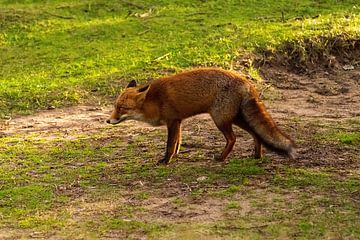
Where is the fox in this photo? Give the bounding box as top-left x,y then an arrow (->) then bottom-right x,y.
107,68 -> 296,164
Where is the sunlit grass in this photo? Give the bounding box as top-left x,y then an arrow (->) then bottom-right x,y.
1,0 -> 360,117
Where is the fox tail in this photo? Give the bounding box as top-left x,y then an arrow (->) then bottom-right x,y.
239,93 -> 296,159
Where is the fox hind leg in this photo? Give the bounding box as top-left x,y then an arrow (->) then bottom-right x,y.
252,135 -> 263,158
215,123 -> 236,161
234,118 -> 263,158
210,113 -> 236,162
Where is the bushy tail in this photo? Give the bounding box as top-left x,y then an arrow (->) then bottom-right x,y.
240,94 -> 296,159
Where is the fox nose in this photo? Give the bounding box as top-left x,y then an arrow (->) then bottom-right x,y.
106,119 -> 110,124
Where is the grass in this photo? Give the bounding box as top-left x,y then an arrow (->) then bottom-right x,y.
338,133 -> 360,144
314,119 -> 360,152
1,0 -> 360,117
273,167 -> 360,192
1,0 -> 360,238
0,125 -> 359,238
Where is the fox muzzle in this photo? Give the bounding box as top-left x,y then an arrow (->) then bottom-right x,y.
106,115 -> 128,125
106,118 -> 120,124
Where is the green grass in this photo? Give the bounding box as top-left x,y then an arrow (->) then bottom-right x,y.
1,0 -> 360,117
338,133 -> 360,144
273,167 -> 360,192
1,0 -> 360,238
316,131 -> 360,146
0,128 -> 358,238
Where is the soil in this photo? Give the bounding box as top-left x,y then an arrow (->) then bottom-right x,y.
260,66 -> 360,170
2,67 -> 358,133
1,67 -> 358,166
0,66 -> 359,237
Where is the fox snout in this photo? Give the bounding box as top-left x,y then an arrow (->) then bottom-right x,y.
106,112 -> 128,125
106,110 -> 122,125
106,118 -> 121,124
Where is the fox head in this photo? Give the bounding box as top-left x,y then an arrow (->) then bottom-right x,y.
106,80 -> 150,125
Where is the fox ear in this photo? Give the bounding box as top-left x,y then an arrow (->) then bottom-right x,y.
136,84 -> 151,104
138,84 -> 150,93
126,80 -> 137,88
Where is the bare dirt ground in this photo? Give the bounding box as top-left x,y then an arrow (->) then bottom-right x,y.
2,67 -> 359,166
2,68 -> 359,131
262,67 -> 360,169
0,67 -> 359,239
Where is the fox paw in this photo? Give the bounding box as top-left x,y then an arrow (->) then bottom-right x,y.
214,154 -> 225,162
254,154 -> 263,159
156,158 -> 170,165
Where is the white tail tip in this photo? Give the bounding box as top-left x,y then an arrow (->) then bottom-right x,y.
288,146 -> 297,160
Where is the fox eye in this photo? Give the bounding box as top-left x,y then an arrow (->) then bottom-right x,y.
117,106 -> 131,111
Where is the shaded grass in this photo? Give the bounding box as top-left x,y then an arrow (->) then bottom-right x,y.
157,189 -> 360,239
273,167 -> 360,192
1,0 -> 360,117
210,206 -> 360,239
0,133 -> 114,227
0,126 -> 359,238
257,21 -> 360,70
97,218 -> 169,238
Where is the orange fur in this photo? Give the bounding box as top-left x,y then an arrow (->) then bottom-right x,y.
107,68 -> 296,164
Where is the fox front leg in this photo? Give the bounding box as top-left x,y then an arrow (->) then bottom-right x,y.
157,120 -> 181,165
174,124 -> 182,154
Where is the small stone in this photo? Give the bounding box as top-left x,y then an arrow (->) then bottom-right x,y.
342,64 -> 354,71
197,176 -> 207,182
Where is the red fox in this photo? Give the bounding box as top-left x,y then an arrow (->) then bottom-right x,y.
107,68 -> 295,164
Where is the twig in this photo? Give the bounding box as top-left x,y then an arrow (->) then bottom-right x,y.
138,29 -> 150,35
184,183 -> 192,192
215,222 -> 281,230
44,11 -> 74,19
185,12 -> 207,16
259,84 -> 272,99
153,53 -> 171,62
281,11 -> 285,22
254,16 -> 279,21
197,123 -> 201,135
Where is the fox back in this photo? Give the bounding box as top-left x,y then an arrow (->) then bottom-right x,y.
109,68 -> 251,124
